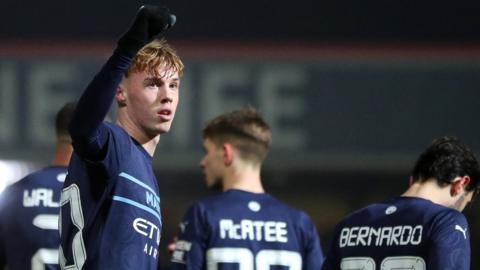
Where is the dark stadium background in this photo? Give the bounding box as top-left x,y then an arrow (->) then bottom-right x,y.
1,0 -> 480,268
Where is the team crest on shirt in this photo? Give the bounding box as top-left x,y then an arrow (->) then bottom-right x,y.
385,206 -> 397,215
57,173 -> 67,182
248,201 -> 261,212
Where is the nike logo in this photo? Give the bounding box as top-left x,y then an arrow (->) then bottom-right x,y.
179,221 -> 189,233
455,225 -> 468,239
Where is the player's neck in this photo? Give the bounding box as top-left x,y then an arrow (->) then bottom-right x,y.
223,165 -> 265,194
141,137 -> 161,157
402,181 -> 451,206
52,141 -> 73,166
116,118 -> 160,157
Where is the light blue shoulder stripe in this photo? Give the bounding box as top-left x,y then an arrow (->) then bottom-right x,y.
119,172 -> 160,200
112,195 -> 161,223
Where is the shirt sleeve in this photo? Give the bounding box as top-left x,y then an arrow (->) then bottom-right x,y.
428,210 -> 470,270
300,212 -> 325,270
69,49 -> 133,161
0,196 -> 7,269
170,203 -> 209,270
0,229 -> 5,269
321,223 -> 342,270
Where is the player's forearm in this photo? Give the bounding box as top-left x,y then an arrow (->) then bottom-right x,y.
69,50 -> 132,142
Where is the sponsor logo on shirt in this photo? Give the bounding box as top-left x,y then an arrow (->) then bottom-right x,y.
145,191 -> 160,213
133,217 -> 160,259
455,225 -> 468,239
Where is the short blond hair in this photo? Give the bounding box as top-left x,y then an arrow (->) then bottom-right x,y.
125,39 -> 184,77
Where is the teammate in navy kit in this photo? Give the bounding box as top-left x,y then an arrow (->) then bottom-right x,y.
0,102 -> 76,270
170,108 -> 324,270
59,6 -> 183,270
322,137 -> 480,270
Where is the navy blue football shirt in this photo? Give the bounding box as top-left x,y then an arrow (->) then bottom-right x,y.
0,166 -> 67,270
170,189 -> 324,270
59,50 -> 162,269
60,123 -> 161,269
322,196 -> 470,270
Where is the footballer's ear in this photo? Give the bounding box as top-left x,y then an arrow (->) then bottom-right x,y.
116,83 -> 127,106
450,176 -> 471,196
222,143 -> 234,167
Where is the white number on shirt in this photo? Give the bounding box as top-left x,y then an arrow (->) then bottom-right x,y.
59,184 -> 87,270
206,248 -> 301,270
31,212 -> 60,269
340,256 -> 425,270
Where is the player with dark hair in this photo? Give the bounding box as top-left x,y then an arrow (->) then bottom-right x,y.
0,102 -> 76,269
170,108 -> 324,270
59,6 -> 182,270
322,136 -> 480,270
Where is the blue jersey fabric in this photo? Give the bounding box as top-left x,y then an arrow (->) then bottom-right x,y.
59,49 -> 162,270
0,166 -> 67,270
60,122 -> 161,270
170,189 -> 324,270
322,196 -> 470,270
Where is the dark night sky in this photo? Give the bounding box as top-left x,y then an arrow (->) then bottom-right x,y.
0,0 -> 479,42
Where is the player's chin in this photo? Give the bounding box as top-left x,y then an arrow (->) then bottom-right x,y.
154,122 -> 173,134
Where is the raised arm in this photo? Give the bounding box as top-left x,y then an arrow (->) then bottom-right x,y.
69,5 -> 176,159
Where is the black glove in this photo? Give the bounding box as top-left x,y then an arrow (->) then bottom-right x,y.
117,5 -> 176,55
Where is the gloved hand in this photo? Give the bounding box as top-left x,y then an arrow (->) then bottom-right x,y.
117,5 -> 176,55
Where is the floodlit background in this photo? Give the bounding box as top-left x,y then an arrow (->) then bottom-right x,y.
1,0 -> 480,268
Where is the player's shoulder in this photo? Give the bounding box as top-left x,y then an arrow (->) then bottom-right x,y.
389,196 -> 467,225
189,191 -> 231,210
430,205 -> 467,228
189,190 -> 295,211
103,121 -> 129,137
339,196 -> 465,227
4,166 -> 65,190
265,194 -> 313,220
193,189 -> 296,210
103,121 -> 145,152
189,190 -> 315,225
180,195 -> 216,220
338,203 -> 374,227
336,198 -> 399,226
30,165 -> 67,177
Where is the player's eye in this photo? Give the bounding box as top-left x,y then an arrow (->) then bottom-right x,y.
169,82 -> 179,89
144,81 -> 157,88
144,78 -> 164,88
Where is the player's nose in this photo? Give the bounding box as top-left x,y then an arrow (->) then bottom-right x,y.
157,86 -> 173,103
